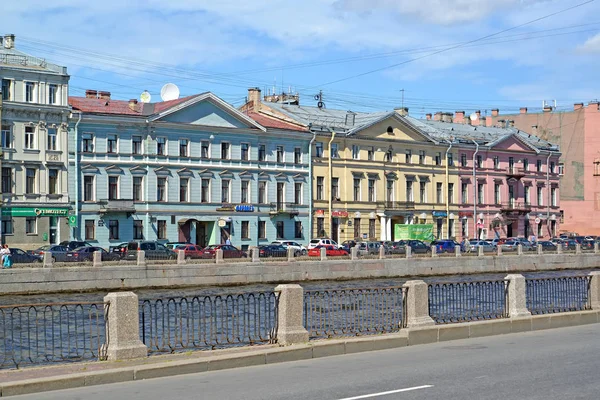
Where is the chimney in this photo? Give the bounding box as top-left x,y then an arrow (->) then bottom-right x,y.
442,112 -> 453,123
345,111 -> 356,126
454,111 -> 465,124
426,113 -> 432,121
3,34 -> 15,49
98,91 -> 111,101
85,90 -> 98,99
434,112 -> 443,121
485,116 -> 492,127
574,103 -> 584,110
247,87 -> 262,111
394,107 -> 408,116
543,105 -> 553,113
491,109 -> 499,117
520,107 -> 527,114
531,125 -> 538,135
129,99 -> 138,111
471,110 -> 481,126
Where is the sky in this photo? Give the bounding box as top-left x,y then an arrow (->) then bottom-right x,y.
3,0 -> 600,117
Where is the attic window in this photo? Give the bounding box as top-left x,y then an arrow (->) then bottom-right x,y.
386,126 -> 394,134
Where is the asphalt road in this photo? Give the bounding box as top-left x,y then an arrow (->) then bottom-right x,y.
14,324 -> 600,400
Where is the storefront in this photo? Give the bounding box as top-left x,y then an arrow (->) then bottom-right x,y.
0,207 -> 70,248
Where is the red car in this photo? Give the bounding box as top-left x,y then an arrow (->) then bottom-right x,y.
175,244 -> 205,260
307,245 -> 349,257
200,244 -> 246,259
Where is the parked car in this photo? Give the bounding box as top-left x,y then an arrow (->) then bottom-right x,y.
166,242 -> 190,250
500,240 -> 519,252
9,248 -> 42,263
200,244 -> 246,259
513,238 -> 535,251
538,241 -> 557,251
405,240 -> 431,254
66,246 -> 120,262
307,245 -> 349,257
581,239 -> 595,250
563,239 -> 579,250
355,241 -> 382,256
125,241 -> 176,260
431,239 -> 457,254
258,244 -> 288,258
470,240 -> 496,253
59,241 -> 93,251
341,240 -> 358,249
174,244 -> 205,259
307,238 -> 339,250
109,242 -> 129,258
28,245 -> 70,262
386,241 -> 407,254
550,237 -> 565,246
271,240 -> 307,256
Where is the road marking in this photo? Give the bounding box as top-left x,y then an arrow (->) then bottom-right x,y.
336,385 -> 434,400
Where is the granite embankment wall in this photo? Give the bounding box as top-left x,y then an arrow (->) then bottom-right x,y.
1,252 -> 599,295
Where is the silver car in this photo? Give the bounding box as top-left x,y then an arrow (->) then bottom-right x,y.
470,240 -> 496,253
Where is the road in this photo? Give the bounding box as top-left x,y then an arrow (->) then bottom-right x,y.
15,324 -> 600,400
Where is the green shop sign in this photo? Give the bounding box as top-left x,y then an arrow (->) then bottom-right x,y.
0,207 -> 69,217
394,224 -> 435,241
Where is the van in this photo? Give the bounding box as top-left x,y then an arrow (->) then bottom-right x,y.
308,238 -> 339,249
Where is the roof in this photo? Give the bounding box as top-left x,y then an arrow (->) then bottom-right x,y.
0,46 -> 66,75
245,112 -> 308,132
69,94 -> 199,116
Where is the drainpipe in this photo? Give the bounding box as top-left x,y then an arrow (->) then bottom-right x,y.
308,130 -> 317,240
328,129 -> 337,238
445,140 -> 453,239
546,151 -> 552,235
145,121 -> 151,240
471,140 -> 479,239
73,111 -> 82,240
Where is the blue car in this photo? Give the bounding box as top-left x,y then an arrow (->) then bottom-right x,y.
431,240 -> 457,253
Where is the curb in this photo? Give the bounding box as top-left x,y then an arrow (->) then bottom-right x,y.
1,310 -> 599,397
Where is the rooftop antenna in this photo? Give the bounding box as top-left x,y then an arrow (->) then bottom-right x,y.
314,90 -> 325,109
400,88 -> 405,110
160,83 -> 180,101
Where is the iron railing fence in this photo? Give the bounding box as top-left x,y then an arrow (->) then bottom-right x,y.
303,287 -> 407,339
428,280 -> 509,324
0,302 -> 107,369
140,292 -> 279,354
525,276 -> 591,315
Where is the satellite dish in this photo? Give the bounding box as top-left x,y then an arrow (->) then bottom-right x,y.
160,83 -> 180,101
469,112 -> 478,121
140,90 -> 151,103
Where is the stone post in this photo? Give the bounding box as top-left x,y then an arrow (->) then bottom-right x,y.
537,244 -> 543,255
320,247 -> 327,261
455,245 -> 461,257
589,271 -> 600,310
274,284 -> 309,345
517,244 -> 523,256
505,274 -> 531,318
405,245 -> 412,258
250,246 -> 260,262
478,245 -> 484,257
93,251 -> 102,267
287,247 -> 295,262
103,292 -> 147,361
497,245 -> 502,256
215,249 -> 224,264
351,246 -> 358,260
402,280 -> 435,328
136,250 -> 146,267
177,250 -> 185,265
379,245 -> 386,259
557,243 -> 563,254
595,242 -> 599,254
431,245 -> 438,258
576,244 -> 582,254
43,252 -> 53,268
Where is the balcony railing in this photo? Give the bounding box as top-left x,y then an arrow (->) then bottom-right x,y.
270,202 -> 299,216
382,201 -> 415,210
99,199 -> 136,216
506,167 -> 526,178
500,201 -> 532,213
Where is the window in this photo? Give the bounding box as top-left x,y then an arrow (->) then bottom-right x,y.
316,177 -> 324,200
476,155 -> 483,168
461,154 -> 467,167
109,220 -> 119,240
537,186 -> 543,206
25,126 -> 35,149
107,134 -> 117,153
258,221 -> 267,239
315,142 -> 324,158
25,82 -> 35,102
551,187 -> 557,206
1,168 -> 11,194
108,176 -> 119,200
48,84 -> 58,105
558,163 -> 564,176
1,125 -> 11,148
85,220 -> 95,240
132,135 -> 142,155
436,182 -> 443,204
133,177 -> 143,201
1,79 -> 11,100
353,178 -> 361,201
241,180 -> 250,203
550,161 -> 555,174
295,221 -> 303,239
157,137 -> 166,155
201,140 -> 210,158
294,182 -> 302,204
352,145 -> 360,160
48,169 -> 58,195
258,181 -> 267,203
25,217 -> 37,234
1,218 -> 13,235
494,183 -> 501,204
420,181 -> 426,203
461,182 -> 468,204
523,159 -> 529,171
433,152 -> 440,166
46,128 -> 57,151
294,147 -> 302,164
387,179 -> 394,202
84,176 -> 94,201
406,180 -> 413,202
477,183 -> 484,204
405,149 -> 412,164
367,146 -> 374,161
419,150 -> 426,164
201,179 -> 210,203
332,178 -> 339,200
276,221 -> 284,239
179,178 -> 189,202
493,156 -> 499,169
221,179 -> 230,203
157,177 -> 167,202
369,219 -> 376,239
523,185 -> 531,205
133,220 -> 144,240
221,142 -> 230,159
368,179 -> 375,202
317,218 -> 325,237
276,145 -> 284,163
241,221 -> 249,239
258,144 -> 266,161
157,220 -> 167,239
25,168 -> 36,194
353,218 -> 361,239
331,143 -> 339,158
537,159 -> 542,172
447,183 -> 454,204
179,139 -> 189,157
241,143 -> 249,161
447,152 -> 453,166
508,157 -> 514,170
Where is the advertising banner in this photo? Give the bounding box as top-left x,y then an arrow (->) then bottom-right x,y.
394,224 -> 434,240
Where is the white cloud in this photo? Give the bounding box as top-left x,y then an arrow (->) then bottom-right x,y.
577,33 -> 600,53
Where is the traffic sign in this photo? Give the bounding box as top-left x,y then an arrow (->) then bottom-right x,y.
68,215 -> 78,227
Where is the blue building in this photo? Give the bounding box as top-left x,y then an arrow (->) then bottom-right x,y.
68,90 -> 311,250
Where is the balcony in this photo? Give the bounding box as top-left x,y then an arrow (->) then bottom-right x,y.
270,202 -> 299,217
505,167 -> 526,179
500,201 -> 531,214
383,201 -> 415,210
99,199 -> 136,217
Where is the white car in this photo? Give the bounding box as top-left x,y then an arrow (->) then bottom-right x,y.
271,240 -> 307,256
307,238 -> 339,250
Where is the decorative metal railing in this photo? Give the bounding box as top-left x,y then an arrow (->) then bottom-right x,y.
526,276 -> 591,315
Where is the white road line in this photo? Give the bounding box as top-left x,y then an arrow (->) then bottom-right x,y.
336,385 -> 434,400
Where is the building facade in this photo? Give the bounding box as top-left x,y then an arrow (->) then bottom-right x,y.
69,91 -> 311,250
0,34 -> 71,249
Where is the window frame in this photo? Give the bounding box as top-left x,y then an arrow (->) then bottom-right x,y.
85,220 -> 95,240
25,168 -> 36,194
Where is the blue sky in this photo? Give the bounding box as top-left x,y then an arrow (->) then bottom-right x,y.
5,0 -> 600,116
